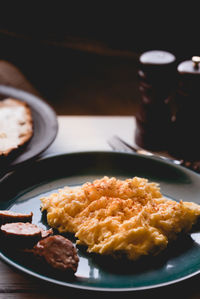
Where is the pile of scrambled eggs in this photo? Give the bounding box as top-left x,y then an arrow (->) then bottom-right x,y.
40,176 -> 200,260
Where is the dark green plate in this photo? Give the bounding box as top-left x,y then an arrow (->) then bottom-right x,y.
1,151 -> 200,292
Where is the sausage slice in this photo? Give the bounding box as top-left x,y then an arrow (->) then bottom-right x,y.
0,210 -> 33,225
1,222 -> 42,248
33,235 -> 79,273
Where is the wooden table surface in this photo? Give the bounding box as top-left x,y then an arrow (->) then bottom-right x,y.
1,116 -> 200,299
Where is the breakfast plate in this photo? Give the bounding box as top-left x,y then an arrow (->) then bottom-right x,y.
0,84 -> 58,170
1,151 -> 200,292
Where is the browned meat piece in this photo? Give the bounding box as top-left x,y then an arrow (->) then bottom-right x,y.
41,228 -> 53,239
0,210 -> 33,225
16,228 -> 53,254
33,235 -> 79,274
1,222 -> 42,248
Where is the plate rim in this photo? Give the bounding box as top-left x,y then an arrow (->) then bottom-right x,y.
0,150 -> 200,292
1,250 -> 200,292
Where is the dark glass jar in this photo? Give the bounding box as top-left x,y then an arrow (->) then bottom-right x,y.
135,50 -> 177,150
169,56 -> 200,160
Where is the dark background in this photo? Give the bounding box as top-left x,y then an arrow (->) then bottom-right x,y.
0,7 -> 198,115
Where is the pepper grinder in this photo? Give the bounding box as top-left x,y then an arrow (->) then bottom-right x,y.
135,50 -> 177,150
169,56 -> 200,160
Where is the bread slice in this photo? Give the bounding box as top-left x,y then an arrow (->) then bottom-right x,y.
0,98 -> 33,157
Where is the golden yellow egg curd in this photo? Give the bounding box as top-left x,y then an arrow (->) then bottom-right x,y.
40,176 -> 200,260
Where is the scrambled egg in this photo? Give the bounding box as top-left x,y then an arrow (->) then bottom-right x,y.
40,176 -> 200,260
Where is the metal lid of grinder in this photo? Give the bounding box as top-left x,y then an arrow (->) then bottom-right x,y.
177,55 -> 200,96
169,56 -> 200,160
140,50 -> 175,67
139,50 -> 176,80
138,50 -> 177,100
178,56 -> 200,73
135,50 -> 177,150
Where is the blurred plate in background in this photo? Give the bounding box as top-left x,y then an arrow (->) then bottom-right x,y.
0,85 -> 58,170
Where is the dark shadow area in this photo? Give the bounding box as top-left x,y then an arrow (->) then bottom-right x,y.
77,234 -> 195,275
0,30 -> 141,116
1,9 -> 198,116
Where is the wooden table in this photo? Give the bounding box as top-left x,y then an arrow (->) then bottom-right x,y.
1,116 -> 200,299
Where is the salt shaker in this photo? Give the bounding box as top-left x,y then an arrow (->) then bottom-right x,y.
135,50 -> 177,150
169,56 -> 200,160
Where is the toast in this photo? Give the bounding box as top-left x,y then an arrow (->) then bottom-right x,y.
0,98 -> 33,157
